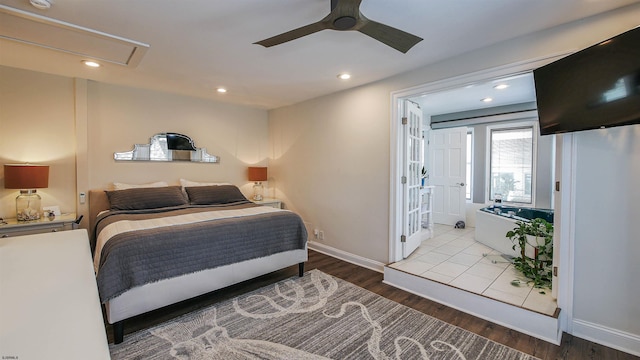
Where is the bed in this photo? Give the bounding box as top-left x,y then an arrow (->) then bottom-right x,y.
89,184 -> 308,344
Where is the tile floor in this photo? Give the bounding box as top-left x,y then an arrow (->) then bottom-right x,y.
389,224 -> 558,316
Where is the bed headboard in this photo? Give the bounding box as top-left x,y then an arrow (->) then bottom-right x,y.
88,190 -> 110,248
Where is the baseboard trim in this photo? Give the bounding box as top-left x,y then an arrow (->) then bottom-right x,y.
308,241 -> 385,273
572,319 -> 640,357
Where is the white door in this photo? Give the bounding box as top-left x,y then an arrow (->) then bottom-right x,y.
429,127 -> 467,226
402,101 -> 423,258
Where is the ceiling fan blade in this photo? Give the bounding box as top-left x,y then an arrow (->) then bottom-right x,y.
254,21 -> 329,48
357,19 -> 422,53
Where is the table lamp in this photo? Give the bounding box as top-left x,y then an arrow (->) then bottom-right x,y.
4,164 -> 49,221
248,166 -> 267,201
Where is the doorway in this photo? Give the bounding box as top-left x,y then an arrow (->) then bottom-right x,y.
389,68 -> 543,263
386,57 -> 570,343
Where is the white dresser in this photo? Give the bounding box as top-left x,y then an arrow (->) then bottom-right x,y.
0,230 -> 110,359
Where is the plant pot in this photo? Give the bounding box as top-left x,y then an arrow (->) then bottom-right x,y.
524,234 -> 543,258
527,234 -> 546,246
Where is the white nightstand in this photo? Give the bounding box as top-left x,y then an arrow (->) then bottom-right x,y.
252,198 -> 282,209
0,213 -> 78,238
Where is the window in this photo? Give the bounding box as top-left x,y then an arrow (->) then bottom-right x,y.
489,126 -> 534,204
466,130 -> 473,200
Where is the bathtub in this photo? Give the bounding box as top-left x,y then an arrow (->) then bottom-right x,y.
475,205 -> 554,257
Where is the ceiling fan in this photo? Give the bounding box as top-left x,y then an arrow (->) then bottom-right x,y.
254,0 -> 423,54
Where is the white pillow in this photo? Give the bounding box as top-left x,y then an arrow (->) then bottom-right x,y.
179,179 -> 231,188
112,181 -> 169,190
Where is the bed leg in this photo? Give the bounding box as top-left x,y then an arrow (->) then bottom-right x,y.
113,321 -> 124,344
298,262 -> 304,277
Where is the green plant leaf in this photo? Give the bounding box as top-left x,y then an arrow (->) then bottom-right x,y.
507,217 -> 554,289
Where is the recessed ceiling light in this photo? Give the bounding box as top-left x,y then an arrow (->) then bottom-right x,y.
82,60 -> 100,68
337,73 -> 351,80
216,87 -> 227,93
494,84 -> 509,90
29,0 -> 51,10
481,97 -> 493,103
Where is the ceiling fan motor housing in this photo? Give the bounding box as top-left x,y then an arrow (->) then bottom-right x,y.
333,16 -> 357,30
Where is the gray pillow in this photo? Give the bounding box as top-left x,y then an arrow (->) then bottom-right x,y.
185,185 -> 248,205
106,186 -> 187,210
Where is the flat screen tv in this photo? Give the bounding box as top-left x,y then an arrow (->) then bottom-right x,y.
534,26 -> 640,135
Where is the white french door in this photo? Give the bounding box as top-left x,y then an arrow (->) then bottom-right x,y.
402,101 -> 423,258
429,127 -> 467,226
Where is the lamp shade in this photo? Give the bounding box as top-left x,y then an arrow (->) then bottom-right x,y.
4,164 -> 49,189
248,167 -> 267,182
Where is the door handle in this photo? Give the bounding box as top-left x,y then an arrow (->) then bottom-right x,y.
456,182 -> 465,186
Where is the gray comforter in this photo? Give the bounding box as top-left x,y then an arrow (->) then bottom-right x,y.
94,203 -> 307,302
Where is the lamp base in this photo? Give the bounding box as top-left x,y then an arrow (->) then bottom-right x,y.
16,189 -> 42,221
252,182 -> 264,201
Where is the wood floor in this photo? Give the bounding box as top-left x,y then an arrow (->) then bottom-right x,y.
107,250 -> 639,359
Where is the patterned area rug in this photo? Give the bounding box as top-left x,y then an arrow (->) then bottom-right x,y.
110,270 -> 539,359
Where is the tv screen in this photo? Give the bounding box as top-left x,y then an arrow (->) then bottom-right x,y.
534,26 -> 640,135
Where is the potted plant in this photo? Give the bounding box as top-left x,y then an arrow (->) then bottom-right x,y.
506,218 -> 553,291
421,167 -> 428,187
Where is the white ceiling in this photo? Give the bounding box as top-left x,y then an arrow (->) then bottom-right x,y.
1,0 -> 638,110
414,72 -> 536,117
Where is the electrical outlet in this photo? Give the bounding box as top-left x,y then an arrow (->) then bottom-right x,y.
319,231 -> 324,241
313,229 -> 319,239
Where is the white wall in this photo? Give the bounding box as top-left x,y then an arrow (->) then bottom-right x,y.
0,66 -> 76,218
269,3 -> 640,354
84,81 -> 269,191
269,85 -> 391,263
572,126 -> 640,343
